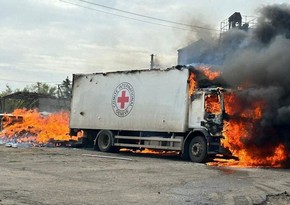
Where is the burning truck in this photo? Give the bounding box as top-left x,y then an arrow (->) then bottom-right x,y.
1,4 -> 288,167
69,66 -> 229,163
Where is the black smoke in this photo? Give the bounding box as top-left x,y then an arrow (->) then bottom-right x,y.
255,4 -> 290,44
219,4 -> 290,165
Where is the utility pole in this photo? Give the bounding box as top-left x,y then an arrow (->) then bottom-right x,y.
150,54 -> 154,70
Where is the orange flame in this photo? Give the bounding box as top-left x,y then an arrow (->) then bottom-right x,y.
199,66 -> 220,80
220,93 -> 287,167
188,66 -> 221,96
205,94 -> 221,114
120,148 -> 178,156
0,109 -> 82,144
188,72 -> 197,96
188,66 -> 288,168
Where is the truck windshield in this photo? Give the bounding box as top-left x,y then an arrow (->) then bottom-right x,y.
204,94 -> 221,114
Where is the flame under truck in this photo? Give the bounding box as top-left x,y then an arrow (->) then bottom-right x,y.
69,67 -> 226,162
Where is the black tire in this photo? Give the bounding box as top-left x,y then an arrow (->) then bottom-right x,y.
188,136 -> 207,163
96,130 -> 114,152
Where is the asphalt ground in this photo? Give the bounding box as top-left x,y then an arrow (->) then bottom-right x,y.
0,145 -> 289,205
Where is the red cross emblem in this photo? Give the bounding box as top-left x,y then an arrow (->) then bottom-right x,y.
112,82 -> 135,117
117,90 -> 129,109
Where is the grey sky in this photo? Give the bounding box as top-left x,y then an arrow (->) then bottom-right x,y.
0,0 -> 287,91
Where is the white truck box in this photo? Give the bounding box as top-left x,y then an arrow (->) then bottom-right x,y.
70,68 -> 189,133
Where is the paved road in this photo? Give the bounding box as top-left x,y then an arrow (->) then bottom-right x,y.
0,146 -> 289,204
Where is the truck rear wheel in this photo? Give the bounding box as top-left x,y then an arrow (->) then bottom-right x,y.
189,136 -> 207,163
97,130 -> 114,152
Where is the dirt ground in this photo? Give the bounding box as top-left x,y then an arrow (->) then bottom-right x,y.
0,145 -> 290,205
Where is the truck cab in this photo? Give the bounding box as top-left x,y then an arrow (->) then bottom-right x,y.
185,88 -> 225,162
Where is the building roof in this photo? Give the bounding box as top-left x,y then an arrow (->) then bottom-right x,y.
1,92 -> 56,100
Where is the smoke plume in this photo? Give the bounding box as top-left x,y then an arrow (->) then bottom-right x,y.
220,4 -> 290,164
184,4 -> 290,165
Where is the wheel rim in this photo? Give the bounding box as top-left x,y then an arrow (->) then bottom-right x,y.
100,135 -> 110,148
191,142 -> 202,157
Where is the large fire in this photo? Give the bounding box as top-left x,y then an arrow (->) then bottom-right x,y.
220,92 -> 287,167
0,109 -> 81,145
188,65 -> 288,167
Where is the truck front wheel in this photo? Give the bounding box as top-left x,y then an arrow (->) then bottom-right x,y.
189,136 -> 207,163
97,130 -> 114,152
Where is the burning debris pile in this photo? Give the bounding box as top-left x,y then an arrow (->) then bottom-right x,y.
189,4 -> 290,167
0,109 -> 82,147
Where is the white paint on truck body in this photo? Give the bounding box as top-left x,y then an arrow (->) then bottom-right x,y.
70,68 -> 190,133
189,92 -> 205,128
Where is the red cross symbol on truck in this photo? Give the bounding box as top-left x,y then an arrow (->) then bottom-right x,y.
117,90 -> 129,109
112,82 -> 135,117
